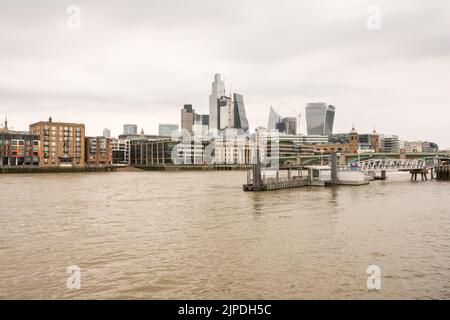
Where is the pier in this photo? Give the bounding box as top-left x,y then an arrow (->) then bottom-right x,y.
436,164 -> 450,180
243,153 -> 450,192
243,152 -> 368,192
243,165 -> 309,191
409,169 -> 430,181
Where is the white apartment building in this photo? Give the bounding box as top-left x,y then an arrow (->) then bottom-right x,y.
111,139 -> 130,166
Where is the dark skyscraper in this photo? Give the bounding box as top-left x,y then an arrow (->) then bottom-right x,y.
233,93 -> 249,133
276,117 -> 297,135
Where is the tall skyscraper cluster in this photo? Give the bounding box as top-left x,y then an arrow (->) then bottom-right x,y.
179,73 -> 249,135
208,74 -> 249,133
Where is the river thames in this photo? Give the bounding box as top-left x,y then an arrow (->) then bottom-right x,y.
0,171 -> 449,299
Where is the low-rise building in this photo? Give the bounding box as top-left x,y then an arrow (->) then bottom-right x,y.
379,135 -> 400,153
119,128 -> 165,141
131,139 -> 178,165
85,136 -> 112,167
213,134 -> 254,165
0,119 -> 40,166
111,139 -> 131,166
422,142 -> 439,153
403,141 -> 439,153
173,140 -> 206,165
329,129 -> 380,153
313,127 -> 359,154
301,135 -> 329,145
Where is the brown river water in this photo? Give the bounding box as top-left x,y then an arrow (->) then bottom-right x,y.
0,171 -> 449,299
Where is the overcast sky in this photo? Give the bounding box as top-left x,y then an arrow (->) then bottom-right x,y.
1,0 -> 449,148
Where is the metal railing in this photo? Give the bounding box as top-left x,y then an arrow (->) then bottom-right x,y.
356,159 -> 433,172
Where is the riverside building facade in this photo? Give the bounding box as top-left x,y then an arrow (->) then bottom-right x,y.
213,131 -> 254,165
131,138 -> 208,166
111,139 -> 131,166
85,136 -> 113,167
130,139 -> 178,165
0,119 -> 40,167
29,117 -> 85,167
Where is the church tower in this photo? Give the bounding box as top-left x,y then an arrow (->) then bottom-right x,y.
349,126 -> 359,154
371,128 -> 380,153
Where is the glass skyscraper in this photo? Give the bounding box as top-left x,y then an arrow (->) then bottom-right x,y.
123,124 -> 138,135
267,106 -> 281,131
233,93 -> 249,133
209,73 -> 226,131
305,103 -> 335,136
218,96 -> 233,130
159,124 -> 179,137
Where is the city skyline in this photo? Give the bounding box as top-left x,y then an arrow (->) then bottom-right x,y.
1,1 -> 450,148
1,1 -> 450,304
0,97 -> 444,149
0,99 -> 445,150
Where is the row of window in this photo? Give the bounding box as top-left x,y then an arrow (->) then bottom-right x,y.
6,152 -> 39,157
43,136 -> 82,142
43,159 -> 82,165
0,140 -> 39,146
44,126 -> 80,129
